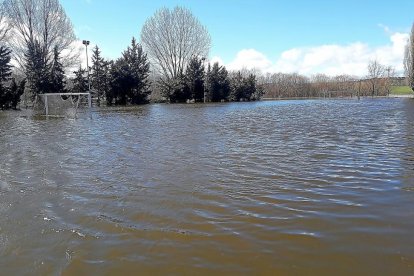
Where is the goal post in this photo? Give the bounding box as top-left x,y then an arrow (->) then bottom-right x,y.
33,92 -> 92,118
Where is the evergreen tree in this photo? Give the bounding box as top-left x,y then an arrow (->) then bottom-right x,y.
206,62 -> 230,102
8,78 -> 26,109
109,59 -> 128,105
244,74 -> 257,100
229,71 -> 245,101
229,72 -> 263,102
103,60 -> 114,105
166,75 -> 190,103
72,66 -> 88,93
124,37 -> 151,104
0,46 -> 12,108
91,45 -> 108,104
24,40 -> 50,95
49,46 -> 66,93
186,57 -> 205,102
109,37 -> 151,105
158,75 -> 189,102
0,46 -> 12,83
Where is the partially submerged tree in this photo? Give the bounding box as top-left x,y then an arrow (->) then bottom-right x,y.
0,45 -> 25,109
0,44 -> 12,107
404,22 -> 414,91
367,60 -> 385,97
91,46 -> 109,104
206,62 -> 230,102
229,71 -> 245,101
141,6 -> 210,86
107,37 -> 151,105
8,78 -> 25,109
229,71 -> 262,101
186,56 -> 205,102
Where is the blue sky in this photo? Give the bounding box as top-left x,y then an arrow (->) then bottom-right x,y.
61,0 -> 414,76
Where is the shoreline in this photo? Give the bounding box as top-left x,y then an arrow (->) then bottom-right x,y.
262,95 -> 414,101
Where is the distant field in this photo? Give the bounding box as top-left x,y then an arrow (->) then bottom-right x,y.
390,86 -> 413,95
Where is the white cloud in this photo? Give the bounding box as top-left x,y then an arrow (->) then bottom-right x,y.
216,31 -> 409,77
227,49 -> 273,72
281,48 -> 301,61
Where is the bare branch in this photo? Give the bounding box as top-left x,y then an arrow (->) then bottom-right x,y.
140,6 -> 211,81
4,0 -> 79,69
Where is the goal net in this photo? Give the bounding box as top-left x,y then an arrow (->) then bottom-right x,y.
33,93 -> 91,118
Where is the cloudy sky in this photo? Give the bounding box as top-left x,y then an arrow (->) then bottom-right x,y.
61,0 -> 414,77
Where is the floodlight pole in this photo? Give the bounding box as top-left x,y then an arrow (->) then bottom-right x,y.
83,40 -> 92,108
82,40 -> 91,92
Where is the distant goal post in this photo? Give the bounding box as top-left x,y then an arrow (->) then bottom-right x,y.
33,92 -> 92,118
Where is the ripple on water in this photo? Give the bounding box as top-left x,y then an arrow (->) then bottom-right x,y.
0,99 -> 414,274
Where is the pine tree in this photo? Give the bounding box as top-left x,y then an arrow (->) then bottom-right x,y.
0,46 -> 12,83
102,60 -> 113,105
72,66 -> 88,93
158,75 -> 189,102
124,37 -> 151,104
91,46 -> 108,104
206,62 -> 230,102
186,57 -> 205,102
229,71 -> 245,101
0,46 -> 12,108
24,40 -> 50,95
165,75 -> 190,103
244,74 -> 257,100
109,37 -> 151,105
49,46 -> 66,93
229,72 -> 261,102
8,78 -> 26,109
109,59 -> 128,105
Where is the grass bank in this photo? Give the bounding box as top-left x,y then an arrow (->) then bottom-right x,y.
390,86 -> 413,95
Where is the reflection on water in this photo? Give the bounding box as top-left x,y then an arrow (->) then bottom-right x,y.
1,99 -> 414,274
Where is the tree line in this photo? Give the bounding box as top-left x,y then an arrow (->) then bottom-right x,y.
71,40 -> 263,105
0,1 -> 413,110
260,60 -> 399,100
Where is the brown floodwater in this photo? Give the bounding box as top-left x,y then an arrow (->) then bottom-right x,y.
1,98 -> 414,275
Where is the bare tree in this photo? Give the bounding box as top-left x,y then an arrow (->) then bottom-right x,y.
367,59 -> 385,97
140,6 -> 211,82
0,1 -> 12,44
404,22 -> 414,91
3,0 -> 79,68
384,66 -> 395,95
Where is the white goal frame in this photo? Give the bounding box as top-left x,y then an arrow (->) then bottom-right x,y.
36,92 -> 92,116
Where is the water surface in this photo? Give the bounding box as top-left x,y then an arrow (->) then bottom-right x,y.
1,99 -> 414,275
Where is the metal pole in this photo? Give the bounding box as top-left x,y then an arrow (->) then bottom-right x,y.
82,41 -> 91,91
45,95 -> 48,116
86,44 -> 90,91
88,93 -> 92,108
